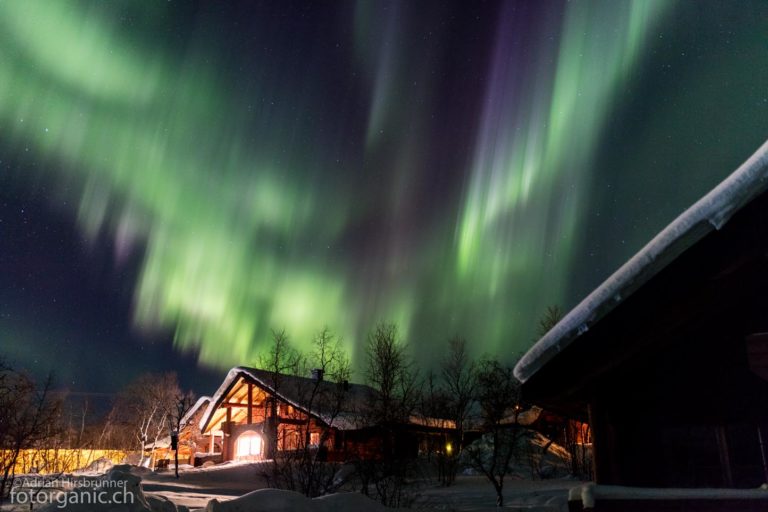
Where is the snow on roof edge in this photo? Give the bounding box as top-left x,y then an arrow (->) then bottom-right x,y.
181,395 -> 211,427
198,366 -> 373,432
199,367 -> 243,433
514,138 -> 768,384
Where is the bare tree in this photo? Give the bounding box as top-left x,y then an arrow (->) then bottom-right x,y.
463,358 -> 522,507
258,329 -> 302,460
311,327 -> 352,385
417,369 -> 451,484
168,390 -> 196,478
440,336 -> 477,485
564,419 -> 592,479
358,322 -> 420,507
112,372 -> 180,468
0,360 -> 61,503
95,402 -> 134,454
22,390 -> 69,475
272,327 -> 353,496
536,305 -> 563,339
365,323 -> 419,426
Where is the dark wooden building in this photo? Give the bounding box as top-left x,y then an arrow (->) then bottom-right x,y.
515,141 -> 768,502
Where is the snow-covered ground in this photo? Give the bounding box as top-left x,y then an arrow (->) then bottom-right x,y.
1,462 -> 581,512
141,462 -> 274,508
412,476 -> 578,511
142,462 -> 580,511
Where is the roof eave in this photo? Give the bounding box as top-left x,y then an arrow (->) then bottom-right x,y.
515,139 -> 768,384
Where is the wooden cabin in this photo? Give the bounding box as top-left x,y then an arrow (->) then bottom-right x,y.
198,366 -> 454,463
146,396 -> 212,469
515,141 -> 768,510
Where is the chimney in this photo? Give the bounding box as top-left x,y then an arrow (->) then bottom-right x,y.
311,368 -> 324,382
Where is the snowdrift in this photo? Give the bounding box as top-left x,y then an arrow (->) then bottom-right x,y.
205,488 -> 396,512
37,465 -> 162,512
35,465 -> 400,512
461,428 -> 571,479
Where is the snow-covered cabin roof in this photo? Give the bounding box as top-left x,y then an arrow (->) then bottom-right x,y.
181,395 -> 211,428
515,139 -> 768,384
199,366 -> 375,433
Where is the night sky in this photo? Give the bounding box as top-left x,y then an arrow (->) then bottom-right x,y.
1,1 -> 768,395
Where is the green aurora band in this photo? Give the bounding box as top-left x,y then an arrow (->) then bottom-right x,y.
455,0 -> 669,352
0,1 -> 670,368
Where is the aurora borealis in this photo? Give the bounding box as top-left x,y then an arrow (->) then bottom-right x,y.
2,1 -> 768,392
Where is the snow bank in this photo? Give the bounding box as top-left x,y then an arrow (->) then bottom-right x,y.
461,428 -> 571,479
570,483 -> 768,500
568,483 -> 768,509
37,467 -> 150,512
35,465 -> 189,512
205,489 -> 394,512
34,463 -> 398,512
313,492 -> 392,511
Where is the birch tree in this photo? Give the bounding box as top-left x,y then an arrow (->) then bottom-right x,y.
114,373 -> 180,467
463,358 -> 522,507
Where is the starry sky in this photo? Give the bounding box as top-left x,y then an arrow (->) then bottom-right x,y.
1,0 -> 768,395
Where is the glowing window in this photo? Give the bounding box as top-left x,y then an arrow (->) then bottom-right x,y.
236,432 -> 262,457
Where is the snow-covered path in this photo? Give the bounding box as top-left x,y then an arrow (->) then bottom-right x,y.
141,462 -> 272,508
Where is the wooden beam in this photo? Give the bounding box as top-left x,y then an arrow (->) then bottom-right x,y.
248,383 -> 253,424
221,401 -> 249,408
225,407 -> 232,460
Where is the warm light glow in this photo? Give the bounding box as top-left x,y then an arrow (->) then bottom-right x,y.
235,432 -> 262,457
446,442 -> 453,455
